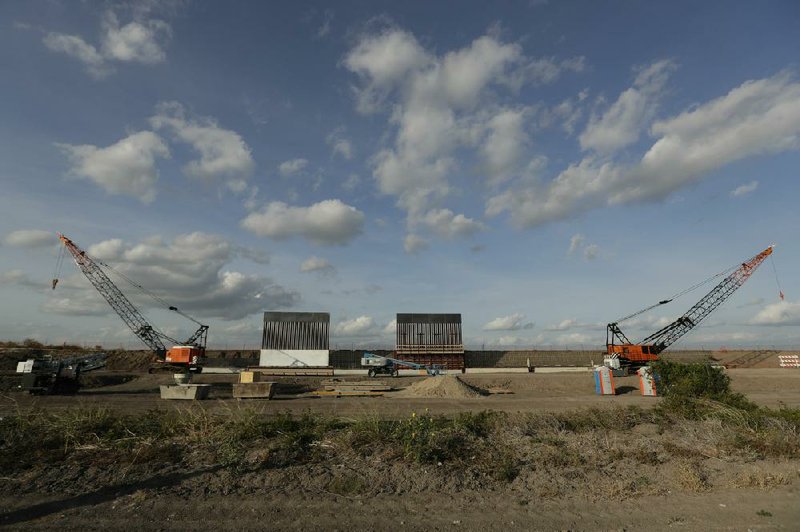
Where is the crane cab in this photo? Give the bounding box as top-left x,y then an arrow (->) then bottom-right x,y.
606,343 -> 660,365
165,345 -> 204,366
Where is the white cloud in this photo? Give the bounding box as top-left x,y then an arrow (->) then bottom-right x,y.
42,9 -> 170,78
279,158 -> 309,176
300,256 -> 335,275
750,301 -> 800,326
403,234 -> 428,254
100,11 -> 170,64
579,59 -> 677,155
482,107 -> 531,185
483,313 -> 531,331
4,230 -> 55,248
554,332 -> 594,345
241,199 -> 365,245
150,102 -> 254,190
343,28 -> 432,113
583,243 -> 599,260
68,232 -> 299,320
568,234 -> 584,255
342,173 -> 361,191
57,131 -> 169,203
334,315 -> 375,336
327,127 -> 354,160
488,71 -> 800,228
383,319 -> 397,335
43,33 -> 110,78
546,319 -> 578,331
420,209 -> 485,238
731,180 -> 759,197
344,27 -> 583,240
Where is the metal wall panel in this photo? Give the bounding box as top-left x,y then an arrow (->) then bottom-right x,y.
262,312 -> 330,350
395,313 -> 464,355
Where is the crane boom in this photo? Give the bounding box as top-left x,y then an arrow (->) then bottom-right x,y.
607,245 -> 773,366
58,234 -> 169,356
57,234 -> 208,370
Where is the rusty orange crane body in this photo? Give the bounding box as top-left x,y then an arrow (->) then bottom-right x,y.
607,246 -> 774,367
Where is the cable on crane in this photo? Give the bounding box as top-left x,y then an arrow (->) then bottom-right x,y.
770,254 -> 784,301
613,261 -> 741,324
52,244 -> 67,289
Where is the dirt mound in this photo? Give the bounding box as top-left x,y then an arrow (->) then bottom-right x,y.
395,375 -> 485,398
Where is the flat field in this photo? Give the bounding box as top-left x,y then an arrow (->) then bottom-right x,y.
1,366 -> 799,530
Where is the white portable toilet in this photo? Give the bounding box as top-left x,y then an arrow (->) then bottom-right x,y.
638,366 -> 658,397
594,365 -> 616,395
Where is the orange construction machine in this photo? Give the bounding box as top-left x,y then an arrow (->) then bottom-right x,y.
606,245 -> 774,368
56,233 -> 208,373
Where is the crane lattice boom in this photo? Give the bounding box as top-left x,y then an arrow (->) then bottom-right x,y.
57,234 -> 208,367
607,245 -> 773,365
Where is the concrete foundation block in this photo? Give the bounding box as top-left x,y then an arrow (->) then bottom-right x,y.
233,382 -> 276,399
160,384 -> 212,400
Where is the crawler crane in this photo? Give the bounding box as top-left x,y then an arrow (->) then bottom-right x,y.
606,245 -> 774,368
55,233 -> 208,373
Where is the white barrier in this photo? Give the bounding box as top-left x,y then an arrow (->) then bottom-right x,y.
779,355 -> 800,368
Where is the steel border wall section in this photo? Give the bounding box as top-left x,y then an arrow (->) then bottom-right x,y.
261,312 -> 330,350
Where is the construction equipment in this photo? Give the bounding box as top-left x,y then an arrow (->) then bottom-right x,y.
361,352 -> 444,377
16,352 -> 107,394
55,234 -> 208,374
606,245 -> 774,368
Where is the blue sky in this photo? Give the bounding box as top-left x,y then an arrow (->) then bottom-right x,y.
1,0 -> 799,350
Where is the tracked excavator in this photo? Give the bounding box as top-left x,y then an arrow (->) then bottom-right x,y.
54,233 -> 208,374
606,245 -> 774,368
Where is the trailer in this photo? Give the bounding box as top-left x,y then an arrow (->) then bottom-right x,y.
16,352 -> 107,395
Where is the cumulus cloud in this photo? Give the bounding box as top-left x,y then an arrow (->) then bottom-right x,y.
57,131 -> 169,203
327,127 -> 354,160
334,316 -> 375,336
580,59 -> 677,154
568,234 -> 584,255
403,234 -> 428,254
750,301 -> 800,326
42,9 -> 171,78
241,199 -> 365,245
482,107 -> 531,186
300,256 -> 335,275
4,230 -> 55,248
279,158 -> 309,176
383,318 -> 397,335
546,319 -> 578,331
100,11 -> 171,64
420,209 -> 485,238
567,234 -> 599,260
72,232 -> 299,320
488,71 -> 800,228
483,313 -> 532,331
343,26 -> 584,240
731,180 -> 759,197
150,102 -> 254,190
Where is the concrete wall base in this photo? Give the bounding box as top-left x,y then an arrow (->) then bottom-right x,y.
159,384 -> 211,400
233,382 -> 276,399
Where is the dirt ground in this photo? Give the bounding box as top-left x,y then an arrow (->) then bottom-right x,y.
2,367 -> 800,530
2,368 -> 799,417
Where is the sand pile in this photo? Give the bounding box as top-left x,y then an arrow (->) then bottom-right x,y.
395,375 -> 485,398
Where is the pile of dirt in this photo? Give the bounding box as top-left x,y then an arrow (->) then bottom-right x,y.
395,375 -> 485,398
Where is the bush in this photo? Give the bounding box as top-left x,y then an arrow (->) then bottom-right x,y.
651,361 -> 756,418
